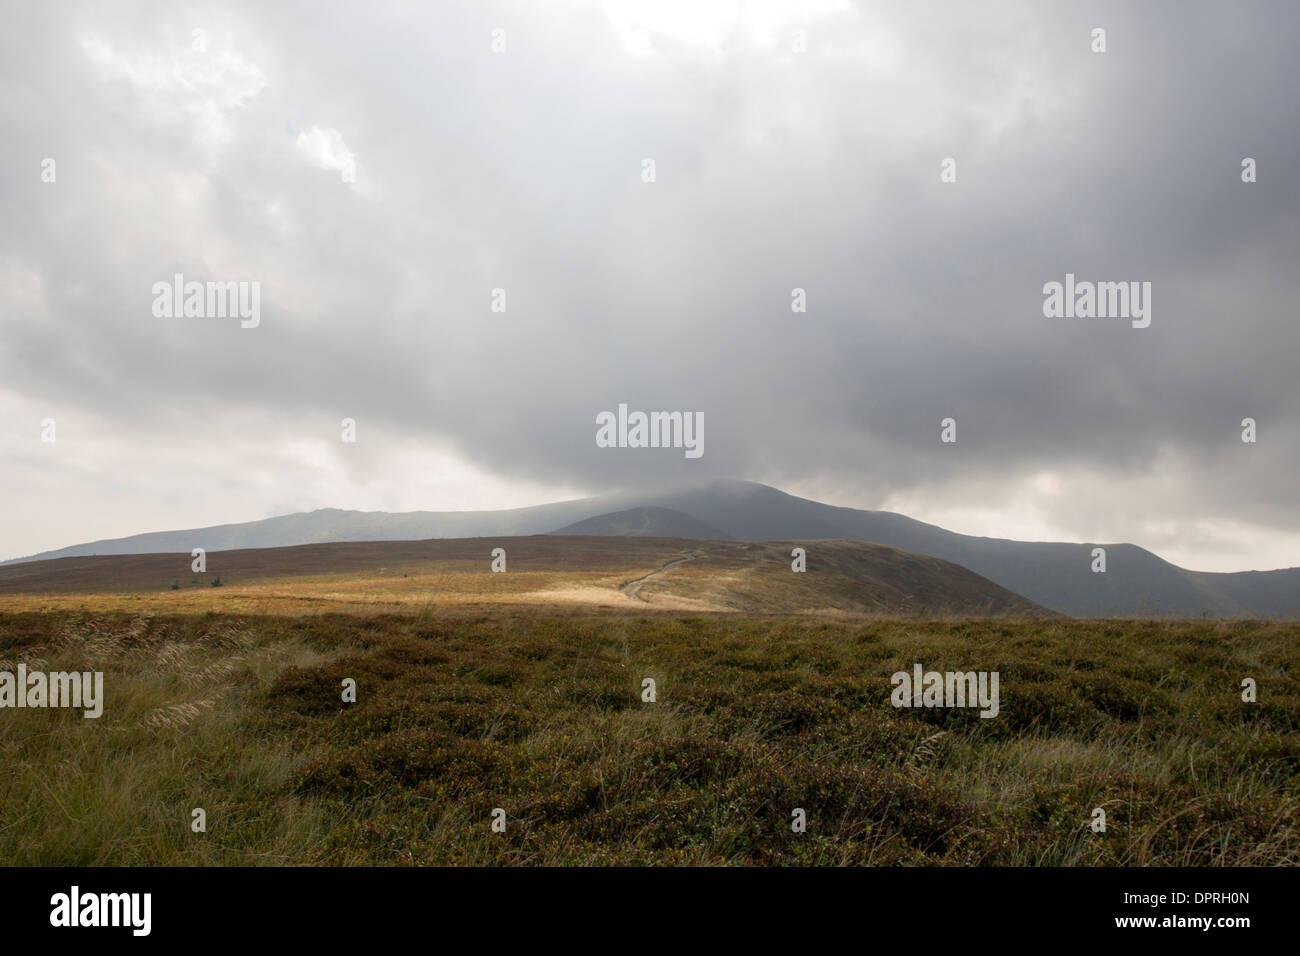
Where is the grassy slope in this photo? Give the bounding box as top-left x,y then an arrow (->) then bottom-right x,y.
0,536 -> 1050,618
0,537 -> 684,595
1,609 -> 1295,865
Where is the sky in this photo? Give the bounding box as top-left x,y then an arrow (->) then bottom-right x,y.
1,0 -> 1298,571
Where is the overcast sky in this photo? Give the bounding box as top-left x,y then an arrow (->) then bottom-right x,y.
2,0 -> 1298,571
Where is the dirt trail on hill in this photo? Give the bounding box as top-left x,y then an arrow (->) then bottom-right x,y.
621,550 -> 703,601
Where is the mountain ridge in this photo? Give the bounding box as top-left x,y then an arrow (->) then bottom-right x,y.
6,479 -> 1296,618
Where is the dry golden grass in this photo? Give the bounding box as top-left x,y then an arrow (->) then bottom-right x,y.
0,536 -> 1050,618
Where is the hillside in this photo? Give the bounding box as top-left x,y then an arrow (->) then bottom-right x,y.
549,507 -> 730,539
0,535 -> 1050,619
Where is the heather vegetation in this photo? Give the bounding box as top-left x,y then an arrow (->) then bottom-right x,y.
2,609 -> 1295,865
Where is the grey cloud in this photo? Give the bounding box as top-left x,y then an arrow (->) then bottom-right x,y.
1,0 -> 1297,566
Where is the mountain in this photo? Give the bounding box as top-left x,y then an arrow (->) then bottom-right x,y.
549,507 -> 730,539
618,481 -> 1300,619
6,478 -> 1297,618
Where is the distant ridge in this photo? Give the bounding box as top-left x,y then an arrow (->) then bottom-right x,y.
7,478 -> 1298,618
